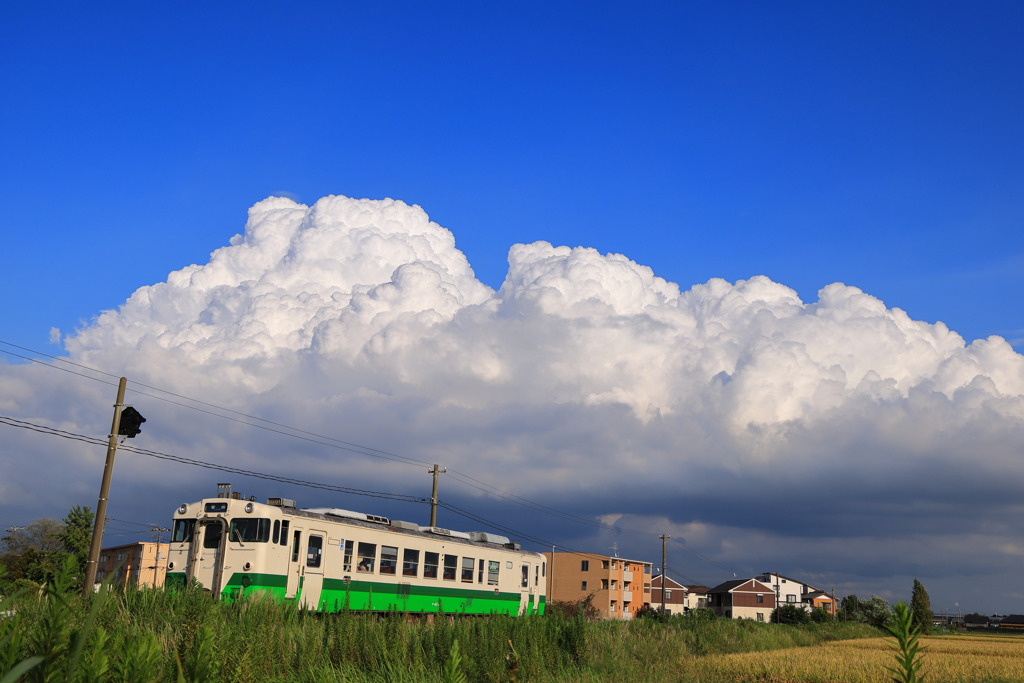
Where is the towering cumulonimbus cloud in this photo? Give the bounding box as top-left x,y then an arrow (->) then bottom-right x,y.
5,193 -> 1024,606
66,194 -> 1024,435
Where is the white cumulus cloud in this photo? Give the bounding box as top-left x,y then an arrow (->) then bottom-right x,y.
3,194 -> 1024,609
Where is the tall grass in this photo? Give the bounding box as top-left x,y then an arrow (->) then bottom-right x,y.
1,561 -> 880,683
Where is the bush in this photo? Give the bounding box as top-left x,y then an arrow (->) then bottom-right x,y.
771,604 -> 811,624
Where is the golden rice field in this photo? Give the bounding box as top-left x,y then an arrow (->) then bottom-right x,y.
680,634 -> 1024,683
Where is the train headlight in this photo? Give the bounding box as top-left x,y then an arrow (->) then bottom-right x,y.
243,562 -> 251,571
244,502 -> 254,513
178,504 -> 188,515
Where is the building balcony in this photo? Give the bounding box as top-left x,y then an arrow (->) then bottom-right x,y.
622,570 -> 633,582
622,590 -> 633,601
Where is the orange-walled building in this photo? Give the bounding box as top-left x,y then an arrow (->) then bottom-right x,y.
544,552 -> 652,619
96,542 -> 169,589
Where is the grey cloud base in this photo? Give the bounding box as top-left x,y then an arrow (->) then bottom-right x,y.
3,194 -> 1023,612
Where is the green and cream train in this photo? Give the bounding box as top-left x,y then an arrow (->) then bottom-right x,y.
165,489 -> 547,615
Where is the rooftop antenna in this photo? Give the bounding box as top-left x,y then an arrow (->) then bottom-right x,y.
610,542 -> 619,558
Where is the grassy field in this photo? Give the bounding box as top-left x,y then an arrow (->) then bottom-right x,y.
680,634 -> 1024,683
1,574 -> 882,683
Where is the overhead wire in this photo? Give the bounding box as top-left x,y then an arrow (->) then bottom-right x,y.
2,339 -> 736,569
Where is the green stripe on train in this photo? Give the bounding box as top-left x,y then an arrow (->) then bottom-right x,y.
214,572 -> 543,615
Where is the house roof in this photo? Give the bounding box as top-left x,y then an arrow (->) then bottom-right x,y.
651,575 -> 686,590
1000,614 -> 1024,626
685,585 -> 710,594
757,573 -> 821,592
805,591 -> 832,600
707,578 -> 773,594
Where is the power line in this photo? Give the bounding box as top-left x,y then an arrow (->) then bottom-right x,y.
668,538 -> 739,575
0,414 -> 607,561
0,340 -> 661,537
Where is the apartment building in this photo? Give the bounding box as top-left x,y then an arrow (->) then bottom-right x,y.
544,552 -> 653,619
96,542 -> 169,589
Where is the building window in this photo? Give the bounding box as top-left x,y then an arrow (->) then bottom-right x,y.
757,613 -> 764,622
602,560 -> 609,569
581,560 -> 589,571
821,601 -> 831,611
757,594 -> 764,603
787,595 -> 796,603
665,590 -> 672,600
601,579 -> 609,590
644,566 -> 651,574
581,581 -> 588,591
609,601 -> 617,612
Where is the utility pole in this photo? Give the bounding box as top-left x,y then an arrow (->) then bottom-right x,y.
660,534 -> 670,613
773,573 -> 780,623
83,377 -> 127,597
428,464 -> 446,527
549,545 -> 555,600
151,526 -> 170,587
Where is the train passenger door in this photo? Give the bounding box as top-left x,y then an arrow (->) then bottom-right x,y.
285,529 -> 302,599
519,560 -> 533,616
301,531 -> 326,611
194,519 -> 226,597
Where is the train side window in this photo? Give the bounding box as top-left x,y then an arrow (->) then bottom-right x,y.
380,546 -> 398,575
443,555 -> 458,581
172,519 -> 195,543
343,540 -> 353,572
542,562 -> 546,577
488,560 -> 499,585
461,557 -> 474,583
423,552 -> 439,579
280,520 -> 290,546
477,559 -> 484,583
291,531 -> 302,562
307,535 -> 323,568
272,520 -> 280,544
203,524 -> 222,549
521,565 -> 528,588
403,549 -> 420,577
357,543 -> 377,572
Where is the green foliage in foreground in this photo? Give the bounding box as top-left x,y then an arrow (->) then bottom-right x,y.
1,561 -> 880,683
886,601 -> 926,683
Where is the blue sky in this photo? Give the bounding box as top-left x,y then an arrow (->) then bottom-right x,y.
3,1 -> 1021,349
2,2 -> 1024,612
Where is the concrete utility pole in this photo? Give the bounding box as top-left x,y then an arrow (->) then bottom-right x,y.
428,464 -> 446,527
83,377 -> 127,597
775,572 -> 781,623
660,534 -> 670,613
151,525 -> 170,587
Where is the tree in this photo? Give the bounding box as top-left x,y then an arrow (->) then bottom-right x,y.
770,603 -> 811,624
861,595 -> 894,629
58,506 -> 94,569
0,518 -> 64,554
910,579 -> 933,635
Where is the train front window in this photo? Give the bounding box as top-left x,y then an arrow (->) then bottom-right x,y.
172,519 -> 195,543
357,543 -> 376,572
203,524 -> 222,549
423,552 -> 438,579
307,535 -> 323,568
443,555 -> 457,581
229,518 -> 271,543
380,546 -> 398,575
403,549 -> 419,577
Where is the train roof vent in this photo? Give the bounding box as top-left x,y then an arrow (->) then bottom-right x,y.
469,531 -> 510,545
302,507 -> 389,524
420,526 -> 473,540
503,541 -> 522,551
390,520 -> 420,531
267,498 -> 296,509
